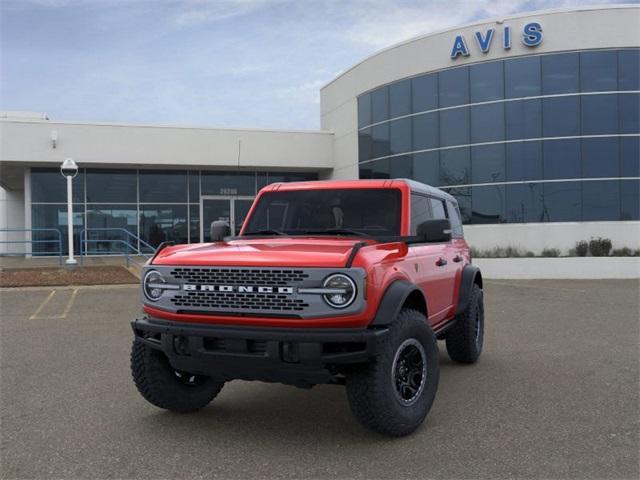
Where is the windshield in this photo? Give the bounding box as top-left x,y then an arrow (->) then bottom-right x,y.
243,188 -> 402,237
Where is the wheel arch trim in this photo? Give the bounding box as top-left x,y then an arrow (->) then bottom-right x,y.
456,265 -> 483,316
370,280 -> 427,326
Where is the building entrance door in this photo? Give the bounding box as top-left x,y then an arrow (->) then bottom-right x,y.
200,196 -> 254,241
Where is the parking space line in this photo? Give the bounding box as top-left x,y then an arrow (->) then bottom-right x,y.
28,288 -> 80,320
59,288 -> 79,319
29,290 -> 56,320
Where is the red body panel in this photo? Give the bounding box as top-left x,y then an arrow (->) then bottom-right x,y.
145,179 -> 470,329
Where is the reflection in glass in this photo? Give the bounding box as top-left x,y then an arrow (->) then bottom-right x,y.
139,170 -> 187,203
412,112 -> 439,151
580,51 -> 617,92
358,94 -> 372,128
621,180 -> 640,220
390,155 -> 412,179
506,142 -> 543,181
389,79 -> 411,118
188,171 -> 200,203
506,183 -> 543,223
618,49 -> 640,91
505,56 -> 541,98
439,108 -> 469,147
543,182 -> 581,222
581,94 -> 618,135
31,204 -> 84,255
359,129 -> 373,162
470,61 -> 504,102
583,180 -> 619,221
543,139 -> 581,180
413,152 -> 439,186
619,92 -> 639,134
505,99 -> 542,140
440,148 -> 470,186
446,187 -> 471,223
189,205 -> 200,243
621,137 -> 640,177
86,169 -> 136,203
86,205 -> 137,254
471,144 -> 505,184
470,103 -> 504,143
542,96 -> 580,137
581,137 -> 619,178
371,123 -> 390,158
140,205 -> 188,247
412,74 -> 438,113
389,117 -> 412,155
439,67 -> 469,108
471,185 -> 505,224
541,53 -> 579,94
31,169 -> 85,203
371,87 -> 389,123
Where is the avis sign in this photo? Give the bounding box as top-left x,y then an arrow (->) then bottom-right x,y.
450,22 -> 543,59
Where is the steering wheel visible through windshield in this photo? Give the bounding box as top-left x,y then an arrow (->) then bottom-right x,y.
243,188 -> 402,237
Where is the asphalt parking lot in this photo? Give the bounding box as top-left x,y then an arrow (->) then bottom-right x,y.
1,279 -> 638,479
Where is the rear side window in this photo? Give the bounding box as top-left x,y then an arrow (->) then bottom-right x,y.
429,198 -> 447,219
410,194 -> 431,235
446,200 -> 464,237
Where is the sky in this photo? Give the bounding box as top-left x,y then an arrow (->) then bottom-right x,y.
0,0 -> 631,130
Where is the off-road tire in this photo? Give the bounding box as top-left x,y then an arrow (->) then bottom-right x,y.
131,340 -> 224,413
345,309 -> 439,437
446,283 -> 484,363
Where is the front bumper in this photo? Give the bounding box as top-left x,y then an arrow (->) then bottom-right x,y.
131,317 -> 388,387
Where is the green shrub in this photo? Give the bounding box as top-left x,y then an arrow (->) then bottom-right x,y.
574,241 -> 589,257
541,248 -> 561,257
611,247 -> 640,257
589,237 -> 612,257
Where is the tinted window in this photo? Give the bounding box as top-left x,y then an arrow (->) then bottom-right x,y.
413,152 -> 439,186
541,53 -> 579,94
31,204 -> 84,255
471,185 -> 505,224
446,200 -> 464,237
245,189 -> 402,236
505,56 -> 541,98
618,49 -> 640,91
506,141 -> 543,182
439,108 -> 469,147
429,198 -> 447,219
412,112 -> 439,151
621,137 -> 640,177
412,74 -> 438,113
139,170 -> 187,203
543,181 -> 581,222
440,148 -> 470,186
621,179 -> 640,220
581,94 -> 618,135
389,79 -> 411,118
31,168 -> 84,203
583,180 -> 619,221
471,144 -> 505,184
201,171 -> 255,196
619,92 -> 639,134
542,96 -> 580,137
86,205 -> 138,253
86,169 -> 136,203
389,155 -> 413,179
439,67 -> 469,107
359,128 -> 373,162
371,123 -> 390,158
410,194 -> 431,234
371,87 -> 389,123
581,51 -> 617,92
543,139 -> 581,180
470,61 -> 504,102
189,205 -> 200,243
470,103 -> 504,143
582,137 -> 619,178
139,205 -> 188,247
505,98 -> 542,140
188,171 -> 200,203
506,183 -> 544,223
358,94 -> 372,128
389,117 -> 411,155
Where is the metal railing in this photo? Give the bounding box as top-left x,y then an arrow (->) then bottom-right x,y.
79,228 -> 155,268
0,228 -> 64,265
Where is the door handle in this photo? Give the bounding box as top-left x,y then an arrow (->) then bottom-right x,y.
435,257 -> 447,267
453,254 -> 463,263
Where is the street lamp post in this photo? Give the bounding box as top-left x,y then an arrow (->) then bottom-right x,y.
60,158 -> 78,265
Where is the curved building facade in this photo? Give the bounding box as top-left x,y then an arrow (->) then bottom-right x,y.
321,5 -> 639,252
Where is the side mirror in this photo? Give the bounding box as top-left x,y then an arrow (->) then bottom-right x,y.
210,220 -> 231,242
416,219 -> 452,243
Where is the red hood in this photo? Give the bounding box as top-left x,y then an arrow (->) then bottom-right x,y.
151,238 -> 370,268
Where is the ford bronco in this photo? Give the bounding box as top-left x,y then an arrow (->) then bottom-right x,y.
131,179 -> 484,436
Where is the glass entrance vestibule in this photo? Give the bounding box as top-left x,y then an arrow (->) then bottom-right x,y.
30,168 -> 317,255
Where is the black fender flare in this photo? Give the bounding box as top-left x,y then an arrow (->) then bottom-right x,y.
370,280 -> 426,326
456,265 -> 483,315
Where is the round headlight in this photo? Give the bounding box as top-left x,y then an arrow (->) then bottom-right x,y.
322,274 -> 356,309
143,270 -> 165,302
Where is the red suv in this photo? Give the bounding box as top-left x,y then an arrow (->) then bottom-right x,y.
131,179 -> 484,436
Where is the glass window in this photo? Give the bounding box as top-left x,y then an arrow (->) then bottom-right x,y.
429,198 -> 447,219
621,137 -> 640,177
447,187 -> 471,223
359,128 -> 373,162
470,103 -> 504,143
505,56 -> 541,98
371,123 -> 390,159
505,98 -> 542,140
140,205 -> 188,247
542,96 -> 580,137
367,158 -> 391,179
471,144 -> 505,184
581,94 -> 618,135
371,87 -> 389,123
582,137 -> 619,178
390,155 -> 413,179
139,170 -> 187,203
506,142 -> 543,181
389,117 -> 412,155
86,169 -> 136,203
31,168 -> 85,203
439,67 -> 469,108
619,92 -> 639,134
440,147 -> 470,186
31,204 -> 84,255
86,205 -> 137,254
410,194 -> 431,234
541,53 -> 579,94
506,183 -> 544,223
543,181 -> 582,222
389,79 -> 411,118
413,152 -> 439,186
412,112 -> 438,151
439,108 -> 469,147
581,51 -> 617,92
189,204 -> 200,243
412,74 -> 438,113
583,180 -> 620,221
358,93 -> 372,128
543,139 -> 581,180
446,200 -> 464,237
471,185 -> 505,224
619,49 -> 640,91
201,171 -> 255,196
470,61 -> 504,102
188,171 -> 200,203
621,179 -> 639,220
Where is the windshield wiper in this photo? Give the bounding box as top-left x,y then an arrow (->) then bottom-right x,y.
242,229 -> 287,236
302,228 -> 369,237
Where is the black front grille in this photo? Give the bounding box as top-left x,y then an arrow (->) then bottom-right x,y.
170,268 -> 309,286
171,292 -> 309,312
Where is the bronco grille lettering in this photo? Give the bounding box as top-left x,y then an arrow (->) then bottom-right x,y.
182,284 -> 295,294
